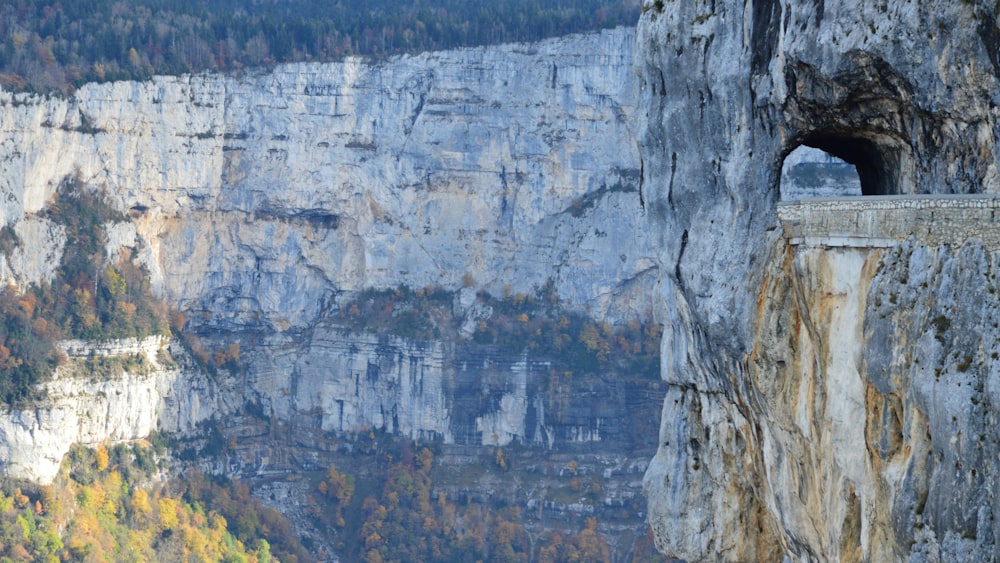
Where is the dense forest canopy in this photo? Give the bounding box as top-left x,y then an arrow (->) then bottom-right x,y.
0,442 -> 309,562
0,0 -> 640,92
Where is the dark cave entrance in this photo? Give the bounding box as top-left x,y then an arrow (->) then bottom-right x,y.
780,133 -> 908,200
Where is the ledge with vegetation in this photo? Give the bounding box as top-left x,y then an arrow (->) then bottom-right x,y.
0,177 -> 169,404
335,281 -> 662,380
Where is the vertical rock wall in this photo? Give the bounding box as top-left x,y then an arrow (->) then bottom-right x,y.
0,28 -> 654,332
241,323 -> 664,454
636,0 -> 1000,560
0,339 -> 229,483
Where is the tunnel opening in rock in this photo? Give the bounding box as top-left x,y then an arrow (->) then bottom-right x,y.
780,132 -> 905,199
780,146 -> 862,200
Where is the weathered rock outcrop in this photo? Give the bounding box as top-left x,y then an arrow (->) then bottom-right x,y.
0,338 -> 230,483
637,0 -> 1000,560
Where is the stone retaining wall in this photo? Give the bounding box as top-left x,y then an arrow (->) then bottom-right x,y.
777,195 -> 1000,249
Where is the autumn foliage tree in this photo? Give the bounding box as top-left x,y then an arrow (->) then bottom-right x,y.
0,443 -> 292,562
537,518 -> 612,563
36,177 -> 169,341
0,285 -> 62,403
318,464 -> 355,527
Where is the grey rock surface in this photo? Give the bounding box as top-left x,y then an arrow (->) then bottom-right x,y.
0,338 -> 231,482
636,0 -> 1000,560
0,30 -> 666,539
0,27 -> 655,332
238,321 -> 664,453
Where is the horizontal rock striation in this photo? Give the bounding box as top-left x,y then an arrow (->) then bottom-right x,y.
243,322 -> 665,454
60,336 -> 167,359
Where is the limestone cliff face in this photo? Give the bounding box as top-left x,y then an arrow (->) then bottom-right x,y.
637,0 -> 1000,561
0,338 -> 230,483
0,29 -> 664,498
0,323 -> 664,486
240,321 -> 663,453
0,27 -> 653,332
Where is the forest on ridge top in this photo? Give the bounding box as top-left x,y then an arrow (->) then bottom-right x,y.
0,0 -> 641,92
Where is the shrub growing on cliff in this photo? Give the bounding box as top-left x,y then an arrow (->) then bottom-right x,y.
338,285 -> 452,340
0,288 -> 62,404
472,293 -> 662,379
0,176 -> 169,403
36,177 -> 169,340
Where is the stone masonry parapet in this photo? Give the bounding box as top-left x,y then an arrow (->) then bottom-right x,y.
778,195 -> 1000,250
